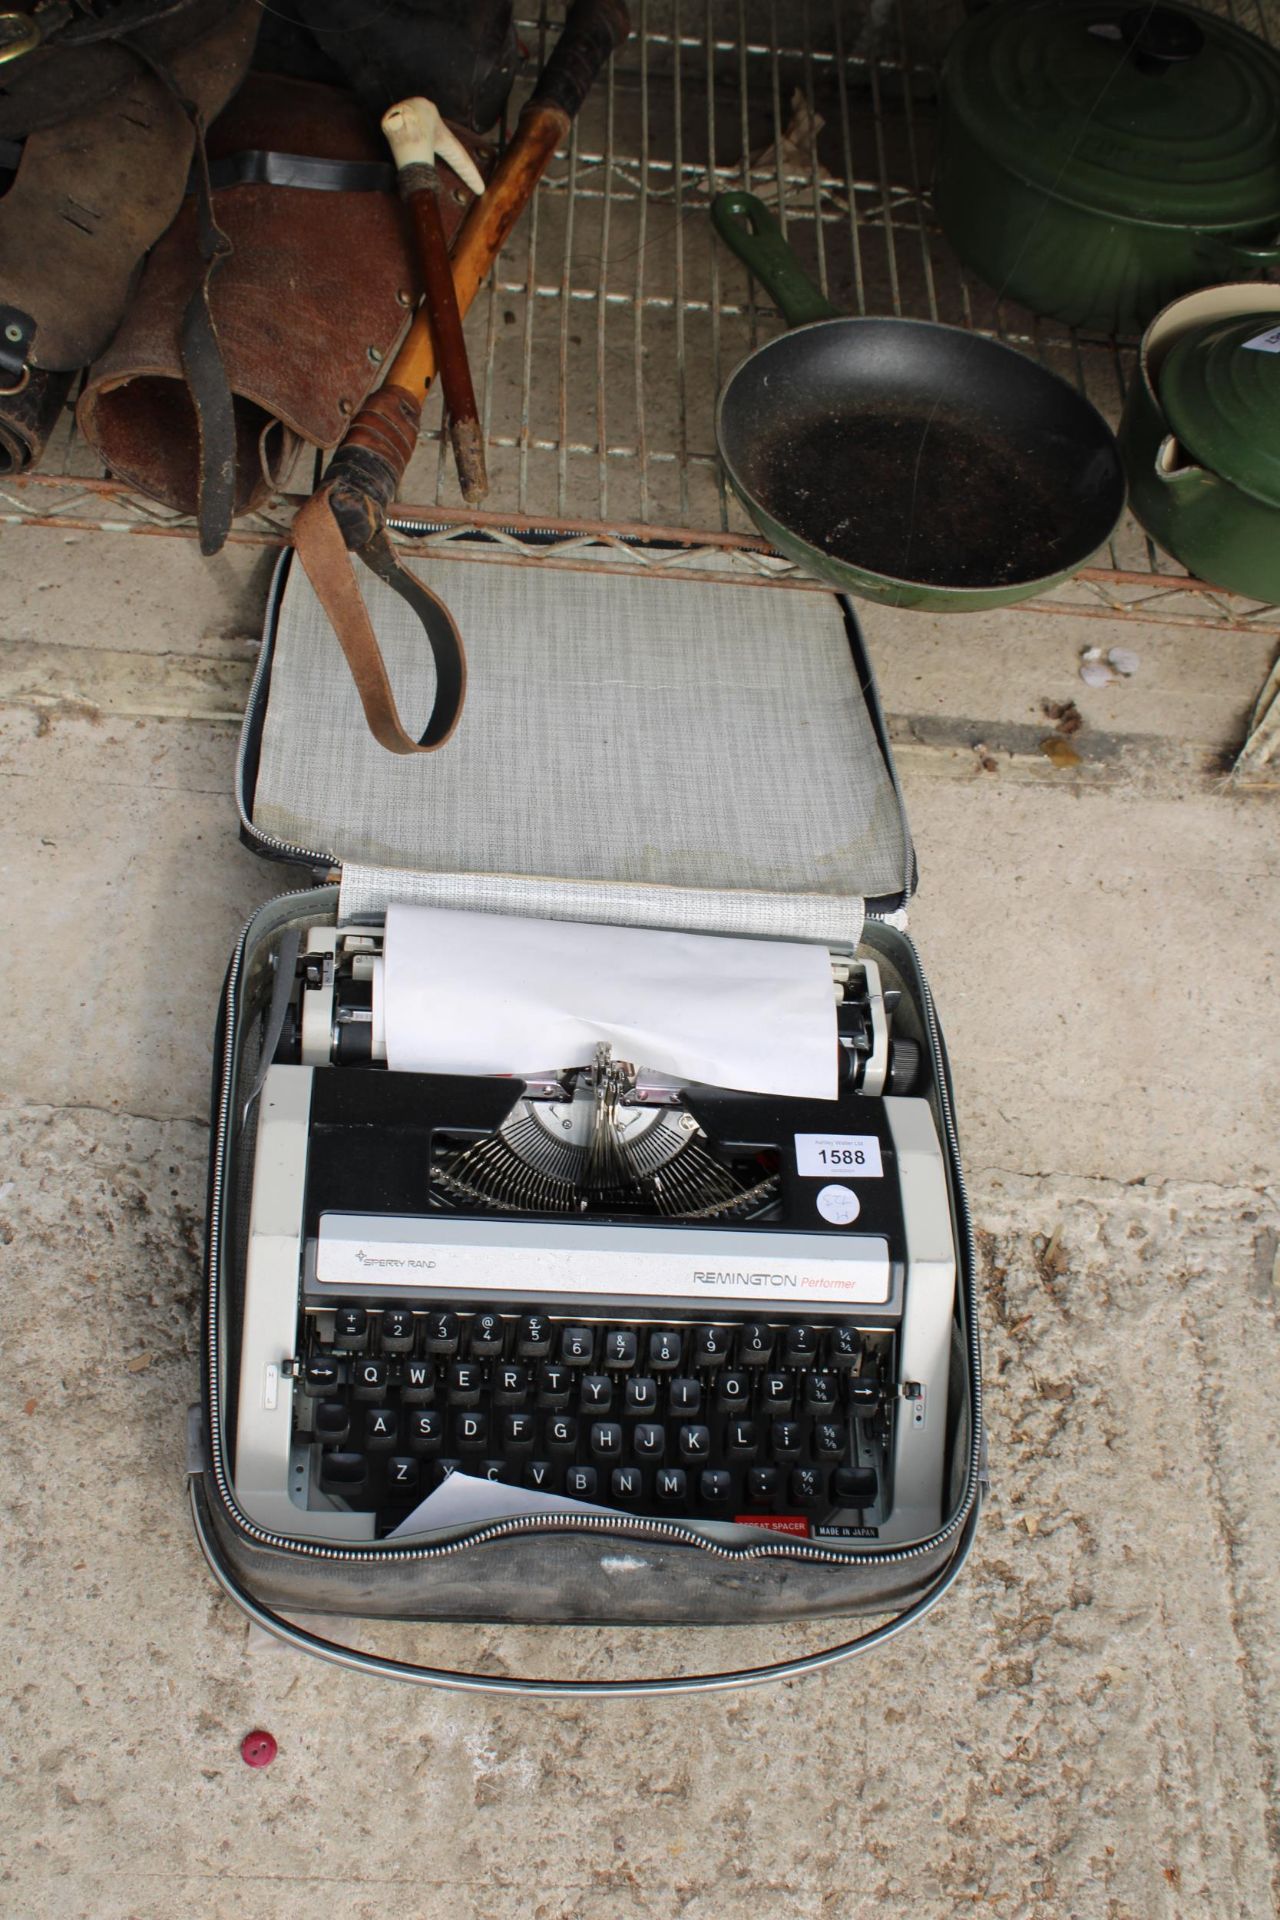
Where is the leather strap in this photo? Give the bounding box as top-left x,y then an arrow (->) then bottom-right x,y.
292,485 -> 467,755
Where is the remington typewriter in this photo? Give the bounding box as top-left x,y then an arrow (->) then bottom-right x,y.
232,915 -> 958,1551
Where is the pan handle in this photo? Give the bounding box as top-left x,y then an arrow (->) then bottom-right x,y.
711,192 -> 842,329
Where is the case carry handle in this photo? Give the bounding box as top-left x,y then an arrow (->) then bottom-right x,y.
190,1476 -> 981,1699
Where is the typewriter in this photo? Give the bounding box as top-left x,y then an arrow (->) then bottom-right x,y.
232,924 -> 958,1548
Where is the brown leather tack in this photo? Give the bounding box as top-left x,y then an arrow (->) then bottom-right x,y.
77,75 -> 482,520
0,365 -> 72,474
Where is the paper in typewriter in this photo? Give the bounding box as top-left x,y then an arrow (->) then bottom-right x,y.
250,553 -> 911,945
377,902 -> 838,1098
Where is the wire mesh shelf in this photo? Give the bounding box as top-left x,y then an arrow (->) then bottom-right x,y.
5,0 -> 1279,631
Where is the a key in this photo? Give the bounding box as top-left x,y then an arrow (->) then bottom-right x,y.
633,1423 -> 665,1458
804,1373 -> 838,1415
454,1410 -> 488,1450
656,1467 -> 687,1501
747,1465 -> 780,1503
448,1361 -> 482,1406
547,1415 -> 578,1452
581,1374 -> 612,1412
524,1460 -> 555,1490
737,1323 -> 774,1367
789,1465 -> 826,1509
478,1459 -> 508,1484
678,1423 -> 711,1461
380,1308 -> 415,1353
408,1410 -> 443,1453
761,1372 -> 794,1412
352,1358 -> 388,1401
692,1326 -> 730,1368
302,1357 -> 340,1395
536,1362 -> 572,1409
590,1421 -> 623,1460
604,1329 -> 638,1370
649,1329 -> 682,1371
771,1419 -> 803,1459
826,1325 -> 860,1370
699,1469 -> 732,1504
611,1466 -> 644,1501
561,1326 -> 594,1366
565,1465 -> 598,1499
716,1371 -> 751,1409
848,1379 -> 881,1416
365,1408 -> 398,1449
424,1311 -> 460,1356
833,1465 -> 879,1504
625,1375 -> 658,1415
318,1451 -> 366,1493
504,1413 -> 536,1448
315,1401 -> 350,1444
469,1311 -> 505,1357
727,1419 -> 758,1457
669,1377 -> 702,1415
782,1324 -> 819,1366
814,1422 -> 845,1460
517,1314 -> 553,1359
333,1306 -> 368,1350
386,1456 -> 419,1495
402,1360 -> 436,1403
494,1363 -> 530,1406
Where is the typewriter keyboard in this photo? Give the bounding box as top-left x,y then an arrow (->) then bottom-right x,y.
293,1306 -> 895,1534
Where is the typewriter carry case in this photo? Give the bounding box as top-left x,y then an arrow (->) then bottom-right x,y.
190,533 -> 984,1695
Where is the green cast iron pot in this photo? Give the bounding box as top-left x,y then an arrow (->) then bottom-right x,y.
1119,285 -> 1280,602
935,0 -> 1280,339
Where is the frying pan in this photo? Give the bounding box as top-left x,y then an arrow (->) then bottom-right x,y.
711,193 -> 1126,611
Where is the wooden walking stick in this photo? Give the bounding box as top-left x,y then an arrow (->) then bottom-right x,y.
381,97 -> 489,505
292,0 -> 631,757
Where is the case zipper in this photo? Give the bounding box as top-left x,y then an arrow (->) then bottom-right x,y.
202,897 -> 982,1572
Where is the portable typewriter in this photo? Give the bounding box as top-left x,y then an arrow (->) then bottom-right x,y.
232,918 -> 959,1551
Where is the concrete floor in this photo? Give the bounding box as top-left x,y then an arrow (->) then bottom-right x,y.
2,523 -> 1279,1919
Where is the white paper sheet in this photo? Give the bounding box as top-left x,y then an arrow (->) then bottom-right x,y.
388,1469 -> 617,1538
374,902 -> 837,1099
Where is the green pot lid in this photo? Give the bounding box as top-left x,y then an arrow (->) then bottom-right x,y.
943,0 -> 1280,228
1159,314 -> 1280,507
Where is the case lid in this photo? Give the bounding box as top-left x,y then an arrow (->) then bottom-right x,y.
240,538 -> 914,947
1159,312 -> 1280,507
943,0 -> 1280,228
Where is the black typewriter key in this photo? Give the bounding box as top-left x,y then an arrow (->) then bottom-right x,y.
380,1308 -> 415,1353
353,1358 -> 388,1401
847,1379 -> 881,1416
581,1374 -> 613,1413
699,1469 -> 732,1504
334,1306 -> 368,1350
536,1361 -> 572,1408
649,1329 -> 682,1370
479,1460 -> 509,1484
547,1414 -> 578,1452
803,1373 -> 838,1415
504,1413 -> 536,1448
827,1325 -> 860,1370
762,1372 -> 794,1411
565,1465 -> 598,1499
302,1357 -> 340,1394
402,1360 -> 436,1403
409,1410 -> 443,1453
727,1419 -> 758,1458
814,1422 -> 845,1461
455,1410 -> 488,1450
833,1466 -> 879,1504
365,1408 -> 398,1449
525,1460 -> 555,1490
747,1466 -> 780,1503
318,1451 -> 366,1493
469,1311 -> 505,1357
590,1421 -> 623,1460
387,1456 -> 419,1495
716,1371 -> 751,1409
625,1376 -> 658,1416
693,1325 -> 730,1368
561,1326 -> 594,1365
771,1419 -> 803,1459
433,1458 -> 461,1486
494,1363 -> 529,1406
315,1401 -> 350,1443
604,1329 -> 638,1370
424,1310 -> 460,1355
656,1467 -> 687,1501
633,1423 -> 665,1458
669,1377 -> 701,1414
782,1324 -> 819,1366
737,1323 -> 774,1367
612,1466 -> 643,1501
517,1313 -> 552,1358
789,1465 -> 826,1508
448,1361 -> 482,1406
678,1423 -> 711,1462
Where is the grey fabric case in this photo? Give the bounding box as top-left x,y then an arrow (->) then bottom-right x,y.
192,535 -> 984,1692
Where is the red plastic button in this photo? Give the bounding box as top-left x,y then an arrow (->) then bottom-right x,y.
240,1730 -> 278,1768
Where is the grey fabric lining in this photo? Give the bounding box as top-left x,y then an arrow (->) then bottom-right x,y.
253,552 -> 907,942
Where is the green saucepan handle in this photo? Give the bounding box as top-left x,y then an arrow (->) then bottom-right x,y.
711,190 -> 843,328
